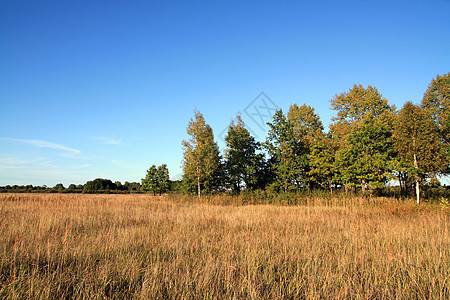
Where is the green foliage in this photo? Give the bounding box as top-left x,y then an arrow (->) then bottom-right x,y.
82,178 -> 125,194
393,102 -> 446,203
265,109 -> 307,192
288,104 -> 324,190
394,102 -> 446,177
337,111 -> 395,190
141,164 -> 170,195
330,84 -> 394,126
224,114 -> 267,192
308,133 -> 337,192
287,104 -> 324,146
53,183 -> 65,193
331,84 -> 396,194
182,110 -> 221,197
421,72 -> 450,173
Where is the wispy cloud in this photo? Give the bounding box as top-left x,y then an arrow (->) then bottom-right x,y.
96,137 -> 121,145
0,155 -> 56,169
10,139 -> 80,154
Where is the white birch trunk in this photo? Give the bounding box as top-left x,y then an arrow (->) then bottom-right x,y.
414,153 -> 420,204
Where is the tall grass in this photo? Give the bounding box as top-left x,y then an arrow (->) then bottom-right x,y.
0,193 -> 448,299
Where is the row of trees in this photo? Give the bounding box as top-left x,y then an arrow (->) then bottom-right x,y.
181,73 -> 450,203
0,179 -> 142,194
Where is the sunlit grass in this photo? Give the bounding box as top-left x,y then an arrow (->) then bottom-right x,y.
0,193 -> 448,299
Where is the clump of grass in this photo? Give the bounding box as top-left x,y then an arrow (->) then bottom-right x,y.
0,193 -> 448,299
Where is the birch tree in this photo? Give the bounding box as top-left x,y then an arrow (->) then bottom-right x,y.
393,102 -> 446,204
421,72 -> 450,174
182,110 -> 221,198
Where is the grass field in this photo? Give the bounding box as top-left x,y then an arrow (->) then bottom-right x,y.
0,193 -> 448,299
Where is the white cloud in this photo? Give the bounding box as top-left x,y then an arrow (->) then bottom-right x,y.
96,137 -> 121,145
77,164 -> 92,169
10,138 -> 81,154
0,155 -> 54,169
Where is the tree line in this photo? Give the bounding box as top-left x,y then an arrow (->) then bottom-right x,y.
0,179 -> 142,194
180,73 -> 450,203
2,73 -> 448,201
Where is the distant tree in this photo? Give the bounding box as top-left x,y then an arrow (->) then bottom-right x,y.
182,110 -> 221,197
142,164 -> 170,195
224,114 -> 266,192
265,109 -> 306,192
393,102 -> 446,204
115,181 -> 124,191
421,72 -> 450,173
68,184 -> 77,191
54,183 -> 65,193
82,179 -> 117,193
125,182 -> 141,192
83,180 -> 100,193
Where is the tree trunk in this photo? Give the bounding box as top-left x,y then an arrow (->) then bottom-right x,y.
415,179 -> 420,204
196,164 -> 201,199
197,176 -> 201,199
414,153 -> 420,204
362,179 -> 366,196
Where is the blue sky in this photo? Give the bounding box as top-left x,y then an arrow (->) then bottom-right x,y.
1,0 -> 449,186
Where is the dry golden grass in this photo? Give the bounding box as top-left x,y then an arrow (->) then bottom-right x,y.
0,193 -> 448,299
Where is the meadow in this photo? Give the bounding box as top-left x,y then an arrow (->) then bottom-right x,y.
0,193 -> 448,299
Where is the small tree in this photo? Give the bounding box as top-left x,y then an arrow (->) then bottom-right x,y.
142,164 -> 170,195
53,183 -> 65,193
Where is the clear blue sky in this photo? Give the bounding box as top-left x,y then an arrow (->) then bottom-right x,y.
1,0 -> 449,186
